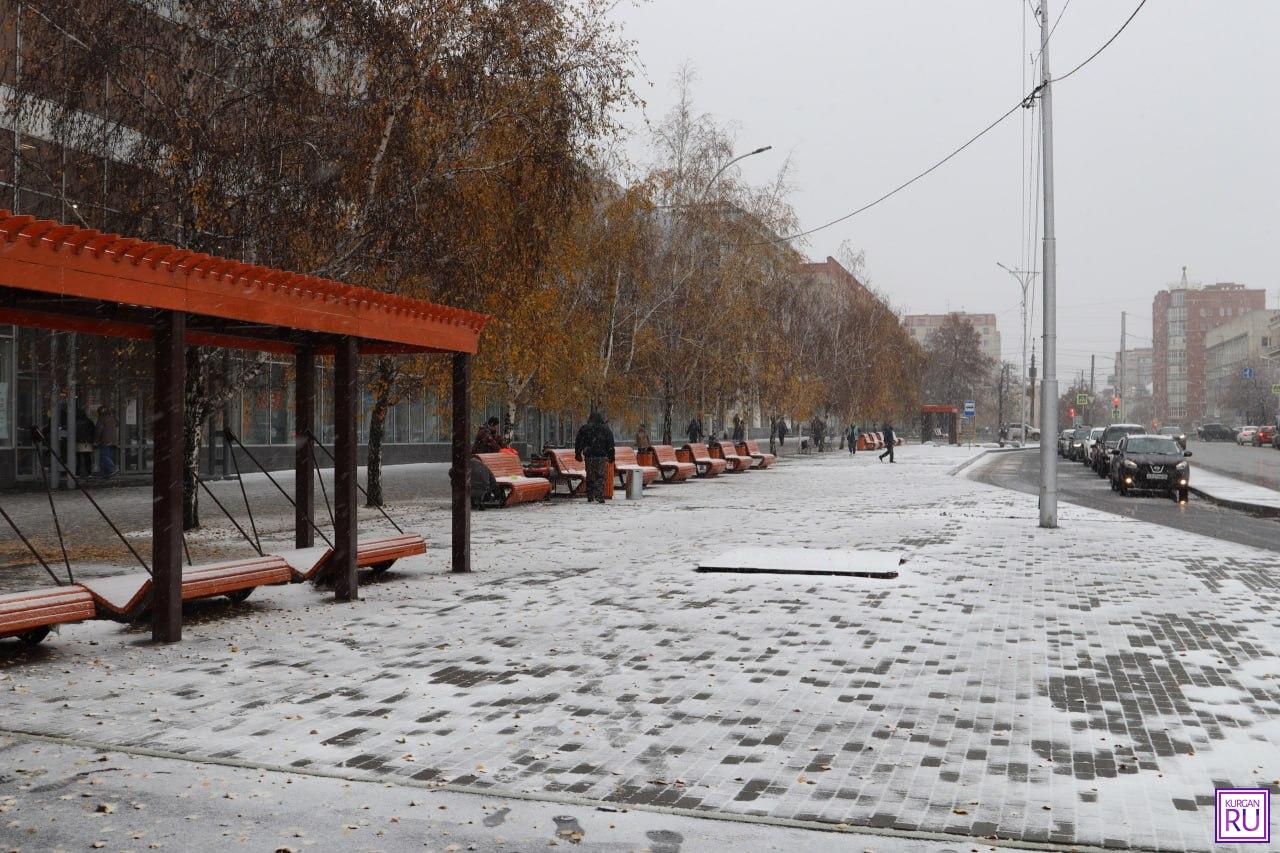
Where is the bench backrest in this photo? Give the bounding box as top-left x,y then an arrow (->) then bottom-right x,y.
684,442 -> 713,461
614,446 -> 640,466
652,444 -> 680,464
476,451 -> 524,478
743,439 -> 762,455
716,441 -> 741,458
546,447 -> 586,476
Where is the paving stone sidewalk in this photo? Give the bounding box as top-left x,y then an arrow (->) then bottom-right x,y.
1,444 -> 1277,851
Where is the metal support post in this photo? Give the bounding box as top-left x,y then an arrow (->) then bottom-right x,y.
295,346 -> 315,549
451,353 -> 472,574
152,311 -> 185,643
333,336 -> 358,600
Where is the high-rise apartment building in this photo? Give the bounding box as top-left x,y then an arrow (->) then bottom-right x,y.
1152,276 -> 1266,425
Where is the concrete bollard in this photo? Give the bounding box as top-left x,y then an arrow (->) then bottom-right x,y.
626,469 -> 643,500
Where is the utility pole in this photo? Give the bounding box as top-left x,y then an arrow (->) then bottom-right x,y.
1037,0 -> 1059,529
1119,311 -> 1126,421
1090,355 -> 1095,396
1029,350 -> 1037,426
997,263 -> 1038,439
997,363 -> 1007,429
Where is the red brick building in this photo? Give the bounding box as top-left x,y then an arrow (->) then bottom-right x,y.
1152,280 -> 1266,426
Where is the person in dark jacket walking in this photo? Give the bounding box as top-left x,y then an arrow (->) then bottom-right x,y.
686,417 -> 703,444
775,418 -> 788,447
731,413 -> 744,442
575,411 -> 616,503
846,423 -> 859,455
96,406 -> 119,478
472,416 -> 505,455
878,422 -> 896,463
75,406 -> 96,477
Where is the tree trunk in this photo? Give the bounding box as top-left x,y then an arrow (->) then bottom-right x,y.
366,394 -> 387,507
365,356 -> 399,508
660,378 -> 674,445
182,347 -> 205,531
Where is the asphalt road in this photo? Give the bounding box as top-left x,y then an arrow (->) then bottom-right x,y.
972,449 -> 1280,553
1185,436 -> 1280,490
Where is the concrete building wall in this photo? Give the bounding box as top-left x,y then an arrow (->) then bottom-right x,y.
1152,282 -> 1266,425
1204,309 -> 1280,419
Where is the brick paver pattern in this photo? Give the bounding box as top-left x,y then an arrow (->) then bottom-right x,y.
2,446 -> 1277,851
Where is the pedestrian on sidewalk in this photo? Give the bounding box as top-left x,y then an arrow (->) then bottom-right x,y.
776,418 -> 787,447
847,423 -> 859,455
471,416 -> 506,454
732,413 -> 744,442
96,405 -> 119,479
878,422 -> 896,463
635,423 -> 651,450
75,406 -> 96,478
686,416 -> 703,444
575,411 -> 615,504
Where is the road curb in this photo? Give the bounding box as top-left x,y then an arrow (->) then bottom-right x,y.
948,445 -> 1034,477
1188,485 -> 1280,519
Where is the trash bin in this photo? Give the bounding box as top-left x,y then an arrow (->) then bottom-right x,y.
626,468 -> 643,500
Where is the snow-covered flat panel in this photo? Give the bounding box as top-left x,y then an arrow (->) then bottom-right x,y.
1190,467 -> 1280,510
696,546 -> 901,578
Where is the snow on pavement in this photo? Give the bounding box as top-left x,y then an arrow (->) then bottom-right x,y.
1,443 -> 1277,851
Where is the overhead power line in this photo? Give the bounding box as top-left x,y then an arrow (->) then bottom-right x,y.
746,0 -> 1148,248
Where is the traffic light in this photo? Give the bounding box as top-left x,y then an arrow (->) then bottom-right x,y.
1112,396 -> 1121,408
1068,407 -> 1076,418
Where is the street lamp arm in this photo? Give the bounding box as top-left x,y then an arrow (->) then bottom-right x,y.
700,145 -> 773,200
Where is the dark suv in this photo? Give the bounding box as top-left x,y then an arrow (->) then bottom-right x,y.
1093,423 -> 1146,477
1067,426 -> 1092,461
1197,423 -> 1234,442
1109,434 -> 1193,502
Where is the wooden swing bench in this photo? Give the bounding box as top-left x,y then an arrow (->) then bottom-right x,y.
274,532 -> 425,583
647,445 -> 696,482
76,554 -> 295,621
0,586 -> 96,644
680,443 -> 728,477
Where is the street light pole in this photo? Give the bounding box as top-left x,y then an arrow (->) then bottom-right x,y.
998,262 -> 1038,440
1037,0 -> 1059,529
699,145 -> 773,200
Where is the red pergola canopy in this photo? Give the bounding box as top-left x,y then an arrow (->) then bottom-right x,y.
0,212 -> 489,355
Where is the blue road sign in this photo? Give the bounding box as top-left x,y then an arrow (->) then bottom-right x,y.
1243,367 -> 1255,380
963,400 -> 976,418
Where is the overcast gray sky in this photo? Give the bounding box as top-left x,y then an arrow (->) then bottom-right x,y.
610,0 -> 1280,383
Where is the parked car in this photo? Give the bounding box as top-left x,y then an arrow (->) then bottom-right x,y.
1196,422 -> 1234,442
1084,427 -> 1105,464
1066,426 -> 1092,461
1005,423 -> 1041,442
1093,423 -> 1146,477
1254,425 -> 1277,447
1057,428 -> 1074,457
1237,426 -> 1258,445
1109,434 -> 1192,502
1157,426 -> 1187,449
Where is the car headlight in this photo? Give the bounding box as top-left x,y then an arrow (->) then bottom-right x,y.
1124,460 -> 1137,470
1176,461 -> 1188,470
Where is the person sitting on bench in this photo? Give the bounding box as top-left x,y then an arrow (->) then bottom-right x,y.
472,416 -> 506,454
